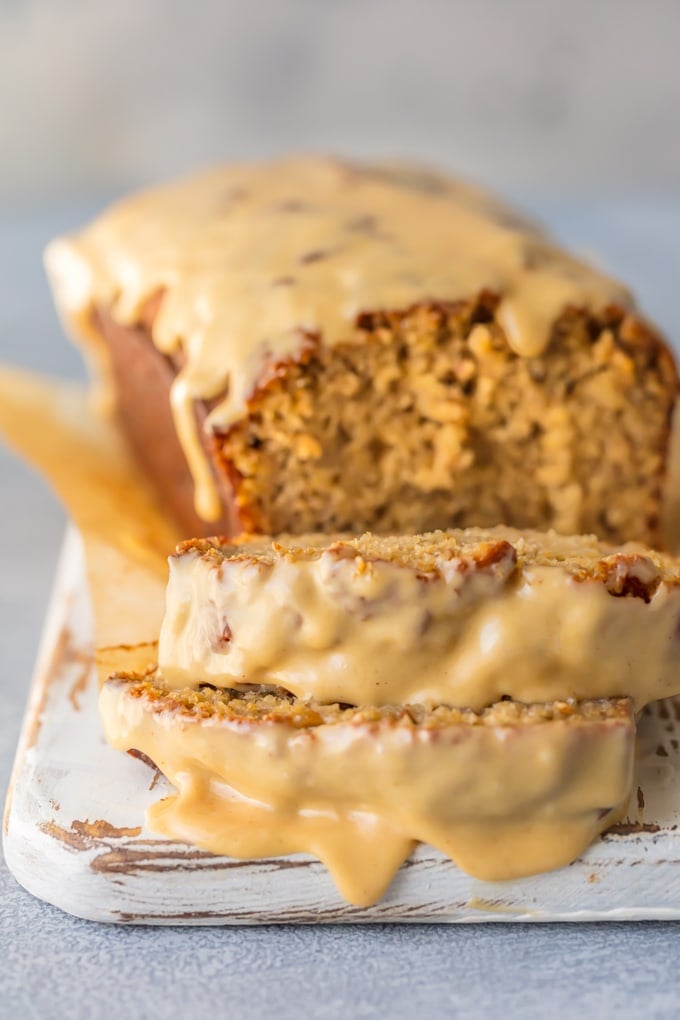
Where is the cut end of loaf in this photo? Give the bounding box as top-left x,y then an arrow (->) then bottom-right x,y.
218,297 -> 676,546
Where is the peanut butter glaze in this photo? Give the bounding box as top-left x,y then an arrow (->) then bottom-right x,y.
100,677 -> 634,906
45,157 -> 632,521
158,528 -> 680,711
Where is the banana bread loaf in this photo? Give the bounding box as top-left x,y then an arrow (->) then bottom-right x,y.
101,673 -> 634,904
45,157 -> 678,544
157,526 -> 680,711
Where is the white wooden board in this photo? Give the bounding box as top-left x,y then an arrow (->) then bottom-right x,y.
4,528 -> 680,924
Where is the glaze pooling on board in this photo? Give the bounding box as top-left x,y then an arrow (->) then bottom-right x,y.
4,531 -> 680,924
100,674 -> 633,906
45,157 -> 632,520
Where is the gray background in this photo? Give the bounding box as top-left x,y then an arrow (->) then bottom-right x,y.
1,2 -> 680,1017
2,0 -> 680,202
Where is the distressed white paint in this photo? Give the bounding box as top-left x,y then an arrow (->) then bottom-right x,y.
4,528 -> 680,925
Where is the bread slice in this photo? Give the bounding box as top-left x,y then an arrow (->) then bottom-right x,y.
158,526 -> 680,710
45,157 -> 678,545
100,673 -> 634,906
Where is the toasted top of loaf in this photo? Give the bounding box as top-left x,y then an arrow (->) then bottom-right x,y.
46,157 -> 634,401
101,672 -> 634,901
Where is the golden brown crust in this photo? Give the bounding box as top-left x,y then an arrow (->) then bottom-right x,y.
94,306 -> 237,537
109,670 -> 634,730
173,525 -> 680,591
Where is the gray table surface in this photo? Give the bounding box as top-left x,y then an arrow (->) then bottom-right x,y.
1,196 -> 679,1020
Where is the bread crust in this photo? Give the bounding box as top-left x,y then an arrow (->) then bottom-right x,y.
109,670 -> 634,731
